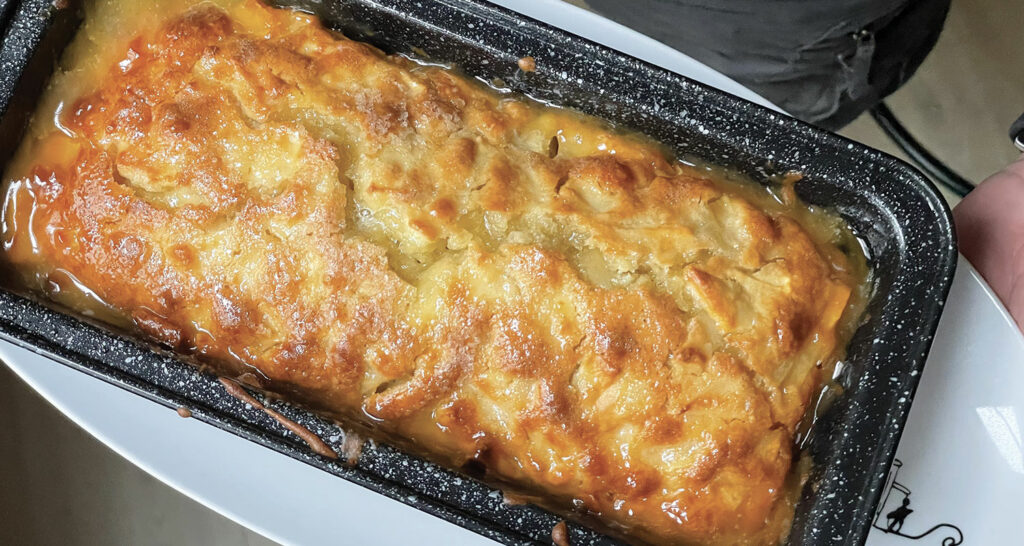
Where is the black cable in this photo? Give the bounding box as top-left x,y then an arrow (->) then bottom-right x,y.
869,103 -> 974,197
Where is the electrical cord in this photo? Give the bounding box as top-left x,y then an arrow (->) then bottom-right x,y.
869,103 -> 974,197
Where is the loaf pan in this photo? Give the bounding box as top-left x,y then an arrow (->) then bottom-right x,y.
0,0 -> 957,544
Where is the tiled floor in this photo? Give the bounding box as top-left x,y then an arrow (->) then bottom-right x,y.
2,0 -> 1021,544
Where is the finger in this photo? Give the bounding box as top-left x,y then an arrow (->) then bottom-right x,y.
953,154 -> 1024,328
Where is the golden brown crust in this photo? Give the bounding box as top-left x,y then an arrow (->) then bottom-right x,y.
1,2 -> 860,544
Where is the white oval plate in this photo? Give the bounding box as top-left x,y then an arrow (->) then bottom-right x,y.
3,2 -> 1021,544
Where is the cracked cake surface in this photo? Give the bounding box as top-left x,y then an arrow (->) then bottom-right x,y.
1,1 -> 867,543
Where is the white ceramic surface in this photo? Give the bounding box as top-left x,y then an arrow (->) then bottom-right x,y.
865,258 -> 1024,546
2,1 -> 1021,545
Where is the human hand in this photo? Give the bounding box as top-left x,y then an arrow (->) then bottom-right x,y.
953,154 -> 1024,330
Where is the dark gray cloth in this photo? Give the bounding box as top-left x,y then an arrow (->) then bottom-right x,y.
585,0 -> 951,129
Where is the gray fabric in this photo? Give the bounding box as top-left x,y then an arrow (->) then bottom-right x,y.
586,0 -> 951,129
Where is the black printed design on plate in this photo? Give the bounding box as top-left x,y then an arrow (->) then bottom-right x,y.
872,458 -> 964,545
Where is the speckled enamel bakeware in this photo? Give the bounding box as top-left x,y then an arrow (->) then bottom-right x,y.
0,0 -> 957,544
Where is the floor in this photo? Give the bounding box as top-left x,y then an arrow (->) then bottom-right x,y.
839,0 -> 1024,204
2,0 -> 1021,543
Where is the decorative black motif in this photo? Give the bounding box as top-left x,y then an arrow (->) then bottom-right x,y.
872,459 -> 964,545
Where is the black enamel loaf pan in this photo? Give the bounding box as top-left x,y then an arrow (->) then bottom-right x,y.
0,0 -> 957,544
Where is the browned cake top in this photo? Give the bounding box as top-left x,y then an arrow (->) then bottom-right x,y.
1,1 -> 864,543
